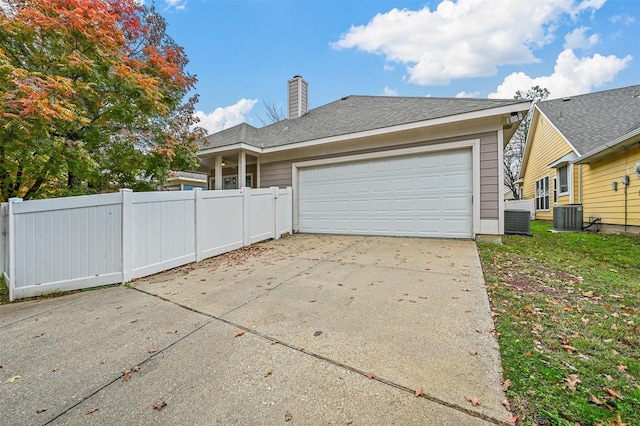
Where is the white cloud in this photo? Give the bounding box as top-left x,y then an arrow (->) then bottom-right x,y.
381,86 -> 398,96
383,64 -> 395,71
332,0 -> 606,85
164,0 -> 187,11
488,49 -> 632,99
455,91 -> 480,98
563,27 -> 599,49
610,14 -> 636,25
194,99 -> 258,135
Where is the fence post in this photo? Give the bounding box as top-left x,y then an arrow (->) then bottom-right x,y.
242,188 -> 251,246
7,197 -> 22,302
286,187 -> 293,234
194,188 -> 204,261
121,189 -> 133,283
271,187 -> 279,240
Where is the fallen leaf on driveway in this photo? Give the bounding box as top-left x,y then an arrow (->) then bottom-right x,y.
308,299 -> 316,303
130,319 -> 138,323
365,372 -> 375,379
167,330 -> 177,334
6,375 -> 21,383
148,348 -> 156,354
122,372 -> 131,382
501,398 -> 511,411
132,365 -> 140,372
86,407 -> 99,414
234,330 -> 245,337
264,369 -> 273,378
415,387 -> 423,397
153,401 -> 167,411
469,350 -> 478,355
285,411 -> 293,421
502,379 -> 511,391
100,359 -> 107,364
37,407 -> 47,413
464,395 -> 480,406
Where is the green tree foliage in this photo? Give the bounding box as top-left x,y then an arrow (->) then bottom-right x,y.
0,0 -> 206,201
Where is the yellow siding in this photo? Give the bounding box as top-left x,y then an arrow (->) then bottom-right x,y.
581,145 -> 640,227
573,164 -> 579,203
522,115 -> 576,221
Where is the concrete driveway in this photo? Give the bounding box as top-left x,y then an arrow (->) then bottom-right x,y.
0,234 -> 513,425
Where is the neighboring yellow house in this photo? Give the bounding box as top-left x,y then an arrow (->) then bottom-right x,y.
520,85 -> 640,233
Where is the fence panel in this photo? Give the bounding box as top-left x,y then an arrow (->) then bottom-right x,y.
7,187 -> 293,301
10,193 -> 123,300
276,188 -> 293,236
199,190 -> 244,259
131,191 -> 196,278
1,203 -> 8,280
504,198 -> 536,219
248,188 -> 274,243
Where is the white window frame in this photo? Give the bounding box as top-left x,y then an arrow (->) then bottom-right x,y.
535,176 -> 550,211
557,165 -> 569,195
209,173 -> 253,190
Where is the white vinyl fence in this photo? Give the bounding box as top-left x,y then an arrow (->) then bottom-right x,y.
504,198 -> 536,220
2,187 -> 292,301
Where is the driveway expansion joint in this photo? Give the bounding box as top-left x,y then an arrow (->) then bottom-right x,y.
131,285 -> 510,426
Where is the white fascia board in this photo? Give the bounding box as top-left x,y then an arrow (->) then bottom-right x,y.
198,143 -> 262,157
265,102 -> 530,154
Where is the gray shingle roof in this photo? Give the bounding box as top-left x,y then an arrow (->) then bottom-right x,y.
199,95 -> 526,150
536,85 -> 640,155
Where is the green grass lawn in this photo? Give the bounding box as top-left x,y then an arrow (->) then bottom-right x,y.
478,221 -> 640,426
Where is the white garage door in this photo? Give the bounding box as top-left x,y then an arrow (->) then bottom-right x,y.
298,149 -> 473,238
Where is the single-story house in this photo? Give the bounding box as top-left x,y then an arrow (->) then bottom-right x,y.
197,76 -> 530,240
163,171 -> 208,191
519,85 -> 640,233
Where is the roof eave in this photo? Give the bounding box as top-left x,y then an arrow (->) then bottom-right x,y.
575,127 -> 640,164
263,101 -> 531,153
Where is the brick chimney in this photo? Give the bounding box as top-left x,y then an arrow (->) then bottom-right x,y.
288,75 -> 308,119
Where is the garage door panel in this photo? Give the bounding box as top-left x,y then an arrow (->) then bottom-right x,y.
298,149 -> 472,238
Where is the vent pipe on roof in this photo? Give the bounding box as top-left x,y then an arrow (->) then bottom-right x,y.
288,75 -> 308,120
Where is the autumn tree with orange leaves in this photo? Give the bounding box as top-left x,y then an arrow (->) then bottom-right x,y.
0,0 -> 206,201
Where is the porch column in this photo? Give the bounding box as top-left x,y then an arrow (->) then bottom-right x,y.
214,155 -> 223,190
256,156 -> 261,188
238,151 -> 247,189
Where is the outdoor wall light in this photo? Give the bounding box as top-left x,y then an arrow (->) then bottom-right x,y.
611,181 -> 618,191
622,175 -> 630,186
635,161 -> 640,178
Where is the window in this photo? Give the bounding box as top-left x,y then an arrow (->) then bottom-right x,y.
535,176 -> 550,210
553,177 -> 558,203
209,174 -> 253,190
557,165 -> 569,194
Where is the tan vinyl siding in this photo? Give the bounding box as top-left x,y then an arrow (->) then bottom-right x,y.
522,115 -> 575,221
260,161 -> 293,188
581,144 -> 640,227
479,133 -> 499,219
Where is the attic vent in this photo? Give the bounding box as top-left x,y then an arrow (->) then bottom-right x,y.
341,96 -> 349,101
562,97 -> 571,101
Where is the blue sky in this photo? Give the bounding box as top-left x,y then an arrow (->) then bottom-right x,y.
156,0 -> 639,135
